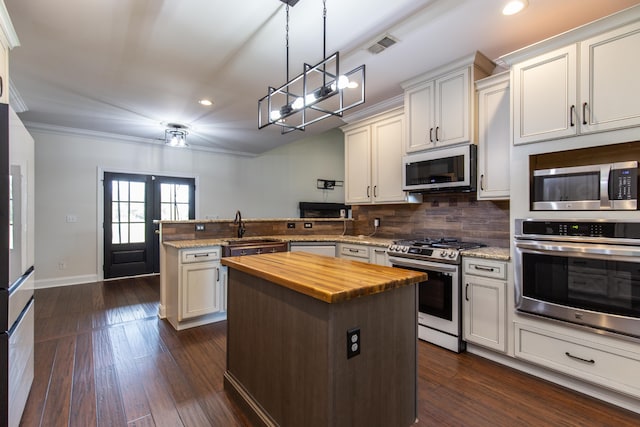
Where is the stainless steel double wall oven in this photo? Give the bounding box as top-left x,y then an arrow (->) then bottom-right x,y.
514,219 -> 640,339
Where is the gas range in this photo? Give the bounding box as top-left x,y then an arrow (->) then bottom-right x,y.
387,238 -> 485,264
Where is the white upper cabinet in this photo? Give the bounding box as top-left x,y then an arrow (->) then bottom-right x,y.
580,22 -> 640,133
513,45 -> 577,144
512,19 -> 640,145
476,72 -> 510,200
402,52 -> 495,153
343,108 -> 412,205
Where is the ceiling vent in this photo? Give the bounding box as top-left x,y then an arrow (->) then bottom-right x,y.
367,34 -> 398,55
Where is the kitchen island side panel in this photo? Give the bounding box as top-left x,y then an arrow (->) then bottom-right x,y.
224,268 -> 417,427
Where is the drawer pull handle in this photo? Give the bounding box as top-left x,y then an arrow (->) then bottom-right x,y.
349,249 -> 359,253
194,253 -> 210,258
474,265 -> 495,272
565,352 -> 595,364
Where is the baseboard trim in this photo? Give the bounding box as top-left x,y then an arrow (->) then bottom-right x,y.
35,274 -> 99,289
467,344 -> 640,415
223,371 -> 277,427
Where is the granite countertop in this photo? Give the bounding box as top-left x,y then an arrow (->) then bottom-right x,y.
221,251 -> 426,303
163,234 -> 393,249
462,246 -> 510,261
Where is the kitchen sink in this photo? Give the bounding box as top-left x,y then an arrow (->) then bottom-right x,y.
222,238 -> 288,257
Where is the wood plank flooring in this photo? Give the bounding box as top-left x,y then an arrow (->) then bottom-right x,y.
21,276 -> 639,426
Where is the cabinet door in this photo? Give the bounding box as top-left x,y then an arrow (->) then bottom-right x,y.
180,262 -> 221,320
370,247 -> 390,266
477,77 -> 510,200
513,45 -> 577,144
580,22 -> 640,133
344,126 -> 372,204
463,275 -> 506,352
435,67 -> 470,146
372,113 -> 406,203
405,82 -> 435,152
0,35 -> 7,104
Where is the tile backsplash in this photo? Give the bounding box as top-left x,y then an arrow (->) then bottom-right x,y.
351,194 -> 509,248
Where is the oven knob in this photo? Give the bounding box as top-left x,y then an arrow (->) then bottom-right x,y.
389,245 -> 395,252
448,252 -> 456,258
440,251 -> 447,257
402,246 -> 409,253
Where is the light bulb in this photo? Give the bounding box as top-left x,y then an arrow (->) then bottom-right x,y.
502,0 -> 527,15
292,97 -> 304,110
337,75 -> 350,90
270,110 -> 281,121
305,93 -> 317,104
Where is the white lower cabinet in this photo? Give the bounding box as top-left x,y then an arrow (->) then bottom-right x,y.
515,322 -> 640,398
462,258 -> 507,353
370,247 -> 391,266
167,246 -> 226,330
337,243 -> 389,266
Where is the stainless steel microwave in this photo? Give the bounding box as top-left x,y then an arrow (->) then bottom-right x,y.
402,144 -> 476,193
532,161 -> 638,210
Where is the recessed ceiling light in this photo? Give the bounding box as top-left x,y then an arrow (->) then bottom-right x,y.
198,99 -> 213,106
502,0 -> 528,15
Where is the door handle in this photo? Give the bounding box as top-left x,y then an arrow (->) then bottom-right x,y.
435,126 -> 440,141
465,283 -> 469,301
582,102 -> 588,125
429,128 -> 434,143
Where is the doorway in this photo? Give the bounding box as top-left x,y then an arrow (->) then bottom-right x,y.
103,172 -> 195,279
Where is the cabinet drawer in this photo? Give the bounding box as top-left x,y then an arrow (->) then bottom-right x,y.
181,247 -> 221,263
463,258 -> 506,280
515,322 -> 640,397
339,244 -> 369,259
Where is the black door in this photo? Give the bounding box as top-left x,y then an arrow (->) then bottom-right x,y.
103,173 -> 195,279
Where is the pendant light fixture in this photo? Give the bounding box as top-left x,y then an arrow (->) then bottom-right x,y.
258,0 -> 366,133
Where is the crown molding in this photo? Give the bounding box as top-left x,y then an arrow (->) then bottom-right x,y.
9,78 -> 28,113
24,122 -> 258,157
0,1 -> 20,48
340,94 -> 404,124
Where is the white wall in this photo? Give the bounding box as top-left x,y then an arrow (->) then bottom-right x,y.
32,127 -> 345,287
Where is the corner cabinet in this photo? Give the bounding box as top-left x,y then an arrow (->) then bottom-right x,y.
462,257 -> 507,353
402,52 -> 495,153
512,20 -> 640,145
343,108 -> 410,204
165,246 -> 227,330
475,72 -> 510,200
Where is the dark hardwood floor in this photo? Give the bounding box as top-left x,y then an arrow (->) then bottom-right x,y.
21,276 -> 639,426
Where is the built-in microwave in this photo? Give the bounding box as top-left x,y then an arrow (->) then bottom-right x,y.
402,144 -> 476,193
532,161 -> 638,211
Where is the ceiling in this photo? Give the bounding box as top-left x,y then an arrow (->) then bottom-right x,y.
5,0 -> 640,155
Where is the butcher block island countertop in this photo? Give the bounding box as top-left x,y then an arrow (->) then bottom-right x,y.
220,251 -> 426,303
222,252 -> 425,427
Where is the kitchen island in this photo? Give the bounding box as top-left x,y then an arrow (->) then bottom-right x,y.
221,251 -> 427,427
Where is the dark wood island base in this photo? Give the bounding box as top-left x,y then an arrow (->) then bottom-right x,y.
221,252 -> 426,427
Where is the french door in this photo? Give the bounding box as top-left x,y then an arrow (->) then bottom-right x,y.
103,172 -> 195,279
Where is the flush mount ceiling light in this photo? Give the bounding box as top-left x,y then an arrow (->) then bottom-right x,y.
258,0 -> 366,133
165,123 -> 189,147
502,0 -> 528,15
198,99 -> 213,106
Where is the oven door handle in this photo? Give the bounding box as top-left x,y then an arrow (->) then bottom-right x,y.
389,257 -> 458,273
515,240 -> 640,259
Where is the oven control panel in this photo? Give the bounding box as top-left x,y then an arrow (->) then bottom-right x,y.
517,219 -> 640,239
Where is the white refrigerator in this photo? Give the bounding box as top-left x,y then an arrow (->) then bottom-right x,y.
1,104 -> 35,426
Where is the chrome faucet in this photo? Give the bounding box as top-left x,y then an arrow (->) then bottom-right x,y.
234,210 -> 246,238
